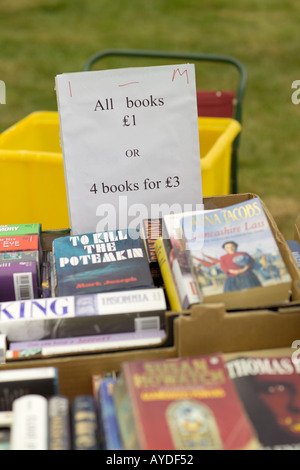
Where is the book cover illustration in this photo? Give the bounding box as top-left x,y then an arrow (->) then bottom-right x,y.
53,229 -> 153,296
173,198 -> 291,308
115,355 -> 258,450
227,356 -> 300,449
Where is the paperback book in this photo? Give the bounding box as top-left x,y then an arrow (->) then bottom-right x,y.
164,197 -> 292,309
114,354 -> 259,450
53,229 -> 153,296
0,288 -> 166,342
227,356 -> 300,449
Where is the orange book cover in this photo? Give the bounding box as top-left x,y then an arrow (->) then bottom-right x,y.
0,235 -> 39,252
120,354 -> 259,450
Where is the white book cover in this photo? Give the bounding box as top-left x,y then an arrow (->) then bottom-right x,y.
55,63 -> 202,234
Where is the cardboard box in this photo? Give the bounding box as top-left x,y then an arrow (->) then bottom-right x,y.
1,193 -> 300,399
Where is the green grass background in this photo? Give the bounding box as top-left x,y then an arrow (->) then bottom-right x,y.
0,0 -> 299,238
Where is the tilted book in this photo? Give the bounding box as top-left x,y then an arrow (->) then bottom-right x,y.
227,356 -> 300,449
114,354 -> 259,450
53,229 -> 153,296
165,197 -> 292,309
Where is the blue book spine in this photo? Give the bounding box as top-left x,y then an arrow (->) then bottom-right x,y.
72,395 -> 99,450
99,378 -> 123,450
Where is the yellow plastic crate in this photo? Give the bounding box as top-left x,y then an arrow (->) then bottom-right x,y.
0,112 -> 241,230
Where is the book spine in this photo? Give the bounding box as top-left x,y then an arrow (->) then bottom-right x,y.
6,331 -> 166,360
11,395 -> 48,450
49,396 -> 71,450
99,379 -> 123,450
0,334 -> 6,364
113,375 -> 140,450
10,329 -> 166,351
162,219 -> 201,308
72,396 -> 99,450
0,289 -> 166,342
155,238 -> 182,312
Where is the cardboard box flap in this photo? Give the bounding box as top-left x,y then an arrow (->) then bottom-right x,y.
175,302 -> 300,357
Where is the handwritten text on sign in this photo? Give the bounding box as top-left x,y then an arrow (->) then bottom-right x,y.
56,64 -> 202,234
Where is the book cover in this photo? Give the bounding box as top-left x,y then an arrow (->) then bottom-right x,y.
0,367 -> 58,411
287,240 -> 300,269
0,223 -> 41,237
0,235 -> 40,253
0,288 -> 166,342
0,260 -> 38,302
167,198 -> 292,309
53,229 -> 153,296
227,356 -> 300,449
159,214 -> 200,308
114,355 -> 259,450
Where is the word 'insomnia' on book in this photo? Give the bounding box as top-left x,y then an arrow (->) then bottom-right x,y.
53,229 -> 153,296
0,288 -> 166,342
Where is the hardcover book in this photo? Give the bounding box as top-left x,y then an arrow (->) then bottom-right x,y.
164,197 -> 292,309
53,229 -> 153,296
114,354 -> 259,450
226,356 -> 300,449
0,288 -> 166,342
72,395 -> 99,450
49,396 -> 71,450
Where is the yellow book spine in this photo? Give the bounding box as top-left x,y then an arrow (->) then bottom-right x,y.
155,238 -> 182,312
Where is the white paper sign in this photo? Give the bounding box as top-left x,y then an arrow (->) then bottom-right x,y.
55,64 -> 202,234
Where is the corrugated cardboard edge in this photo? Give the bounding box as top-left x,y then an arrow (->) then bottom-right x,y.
175,302 -> 300,357
0,346 -> 176,399
295,214 -> 300,243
